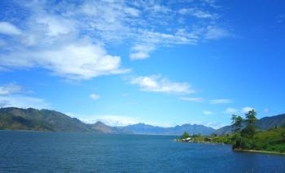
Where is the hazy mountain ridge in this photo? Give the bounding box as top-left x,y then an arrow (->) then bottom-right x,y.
122,123 -> 214,135
215,113 -> 285,135
0,107 -> 214,135
1,107 -> 285,136
0,107 -> 91,132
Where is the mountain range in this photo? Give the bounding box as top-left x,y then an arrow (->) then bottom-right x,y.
1,107 -> 285,136
0,107 -> 214,135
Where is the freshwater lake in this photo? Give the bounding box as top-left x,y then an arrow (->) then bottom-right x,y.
0,131 -> 284,173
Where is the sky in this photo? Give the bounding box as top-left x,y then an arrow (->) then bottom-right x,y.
0,0 -> 285,129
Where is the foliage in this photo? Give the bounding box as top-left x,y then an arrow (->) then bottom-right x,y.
212,134 -> 233,144
177,109 -> 285,153
252,127 -> 285,152
179,131 -> 190,139
231,109 -> 258,149
241,110 -> 258,138
230,110 -> 285,153
231,114 -> 243,133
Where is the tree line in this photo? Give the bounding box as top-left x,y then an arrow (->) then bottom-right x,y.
177,109 -> 285,153
231,109 -> 258,149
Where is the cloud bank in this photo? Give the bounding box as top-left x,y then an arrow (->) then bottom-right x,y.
0,0 -> 230,80
130,75 -> 194,94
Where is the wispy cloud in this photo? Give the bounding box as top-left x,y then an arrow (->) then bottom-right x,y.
0,83 -> 22,95
0,95 -> 51,109
130,75 -> 194,94
179,97 -> 204,102
224,107 -> 238,114
204,26 -> 229,40
89,94 -> 100,100
79,115 -> 139,127
223,107 -> 255,115
130,44 -> 155,60
0,84 -> 49,109
241,107 -> 255,114
0,22 -> 22,35
0,83 -> 50,109
210,99 -> 232,104
0,0 -> 230,79
178,8 -> 218,19
203,111 -> 214,115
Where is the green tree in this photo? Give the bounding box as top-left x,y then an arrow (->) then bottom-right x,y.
245,109 -> 257,125
241,109 -> 258,138
232,110 -> 258,150
231,114 -> 243,133
180,131 -> 190,139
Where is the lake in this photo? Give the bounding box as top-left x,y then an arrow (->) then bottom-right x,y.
0,131 -> 284,173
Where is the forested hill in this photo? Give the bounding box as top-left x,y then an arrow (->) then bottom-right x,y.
0,107 -> 92,132
0,107 -> 213,135
215,113 -> 285,135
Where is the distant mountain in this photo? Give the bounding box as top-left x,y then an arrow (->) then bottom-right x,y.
122,123 -> 215,136
0,107 -> 91,132
215,113 -> 285,135
88,121 -> 130,134
7,107 -> 285,136
257,113 -> 285,130
0,107 -> 215,135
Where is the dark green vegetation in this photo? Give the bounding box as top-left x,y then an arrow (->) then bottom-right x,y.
215,112 -> 285,135
231,110 -> 285,153
178,110 -> 285,154
0,107 -> 214,135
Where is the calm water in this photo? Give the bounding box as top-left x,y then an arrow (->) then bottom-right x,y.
0,131 -> 284,173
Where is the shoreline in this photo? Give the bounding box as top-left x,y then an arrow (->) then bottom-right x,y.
233,148 -> 285,156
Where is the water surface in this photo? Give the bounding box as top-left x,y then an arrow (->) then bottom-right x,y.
0,131 -> 284,172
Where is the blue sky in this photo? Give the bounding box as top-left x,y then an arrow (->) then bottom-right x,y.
0,0 -> 285,129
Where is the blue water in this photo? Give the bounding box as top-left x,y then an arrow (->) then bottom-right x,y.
0,131 -> 284,173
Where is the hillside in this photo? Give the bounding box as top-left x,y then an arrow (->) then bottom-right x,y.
0,107 -> 214,135
0,107 -> 91,132
215,113 -> 285,135
2,107 -> 284,136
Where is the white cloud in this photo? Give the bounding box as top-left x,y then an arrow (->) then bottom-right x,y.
39,44 -> 130,80
203,111 -> 213,115
210,99 -> 231,104
205,121 -> 225,129
224,107 -> 238,114
0,83 -> 22,95
130,44 -> 155,60
0,0 -> 230,77
179,97 -> 204,102
224,107 -> 255,115
130,75 -> 194,94
79,115 -> 139,127
0,83 -> 50,109
0,43 -> 130,80
241,107 -> 255,114
36,16 -> 75,36
0,22 -> 21,35
178,8 -> 218,19
89,94 -> 100,100
0,95 -> 51,109
205,26 -> 229,40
